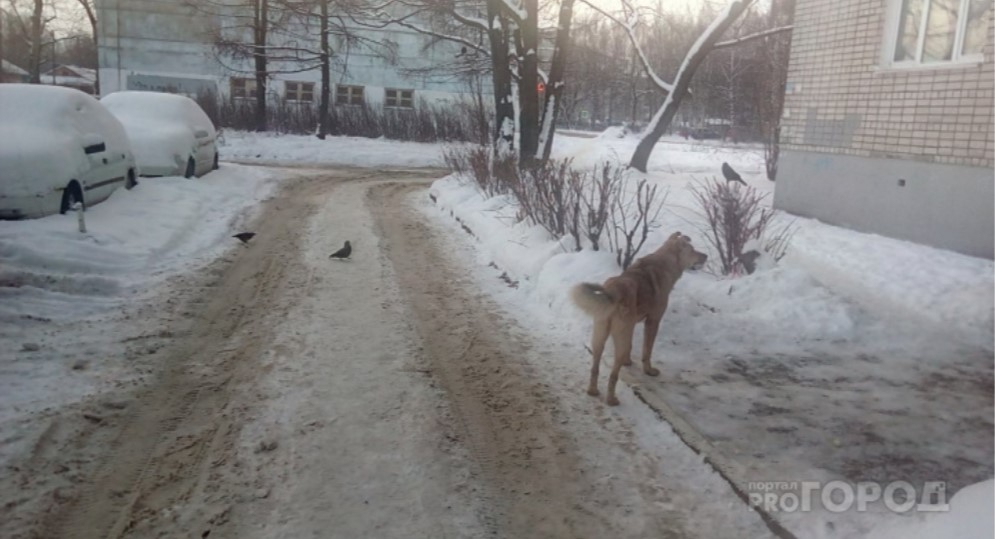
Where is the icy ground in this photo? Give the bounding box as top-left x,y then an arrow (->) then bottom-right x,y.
424,129 -> 994,537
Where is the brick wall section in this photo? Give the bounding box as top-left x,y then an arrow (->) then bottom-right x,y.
781,0 -> 994,168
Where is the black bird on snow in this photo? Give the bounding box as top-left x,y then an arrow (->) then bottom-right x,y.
721,162 -> 748,186
329,241 -> 352,260
232,232 -> 256,245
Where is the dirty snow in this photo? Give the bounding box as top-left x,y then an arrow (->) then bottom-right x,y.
0,165 -> 283,430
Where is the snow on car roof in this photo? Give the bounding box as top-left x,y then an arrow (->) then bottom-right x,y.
0,84 -> 95,127
101,91 -> 213,129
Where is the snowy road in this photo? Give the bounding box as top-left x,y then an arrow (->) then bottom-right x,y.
12,168 -> 771,538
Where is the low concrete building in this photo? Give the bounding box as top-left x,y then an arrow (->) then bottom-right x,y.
94,0 -> 478,107
776,0 -> 994,258
1,59 -> 29,83
43,65 -> 97,94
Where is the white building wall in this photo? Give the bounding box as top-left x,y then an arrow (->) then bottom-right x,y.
95,0 -> 484,106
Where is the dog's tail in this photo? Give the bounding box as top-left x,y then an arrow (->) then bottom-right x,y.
570,282 -> 617,320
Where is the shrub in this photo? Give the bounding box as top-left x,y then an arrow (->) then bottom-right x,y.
689,178 -> 794,276
441,147 -> 664,266
194,91 -> 490,143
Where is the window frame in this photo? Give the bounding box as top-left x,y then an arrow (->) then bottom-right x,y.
230,77 -> 258,100
335,84 -> 365,106
285,80 -> 315,103
384,88 -> 415,109
883,0 -> 990,69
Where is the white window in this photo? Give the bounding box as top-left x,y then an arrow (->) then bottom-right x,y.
888,0 -> 991,66
384,88 -> 414,108
285,81 -> 315,103
336,85 -> 364,106
230,77 -> 257,99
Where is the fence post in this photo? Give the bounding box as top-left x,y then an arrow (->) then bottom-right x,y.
75,202 -> 86,233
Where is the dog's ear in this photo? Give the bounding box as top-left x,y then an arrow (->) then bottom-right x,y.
681,234 -> 692,243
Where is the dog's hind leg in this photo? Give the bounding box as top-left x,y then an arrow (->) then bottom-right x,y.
606,321 -> 635,406
641,317 -> 662,376
587,318 -> 610,397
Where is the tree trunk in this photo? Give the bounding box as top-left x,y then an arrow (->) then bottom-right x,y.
253,0 -> 269,132
317,0 -> 330,139
629,0 -> 752,172
537,0 -> 575,161
763,0 -> 794,181
29,0 -> 43,83
486,0 -> 514,156
517,0 -> 539,164
78,0 -> 100,95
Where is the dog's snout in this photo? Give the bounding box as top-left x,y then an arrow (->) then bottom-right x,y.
691,251 -> 707,270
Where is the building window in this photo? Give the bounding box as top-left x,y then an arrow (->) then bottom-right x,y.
285,81 -> 315,103
336,85 -> 364,106
385,88 -> 414,108
889,0 -> 991,65
231,77 -> 257,99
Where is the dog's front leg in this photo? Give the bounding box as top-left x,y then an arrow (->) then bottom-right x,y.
641,317 -> 662,377
606,322 -> 635,406
588,319 -> 610,396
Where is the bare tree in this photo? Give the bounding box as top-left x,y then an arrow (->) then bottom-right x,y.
581,0 -> 792,171
74,0 -> 97,93
350,0 -> 574,165
756,0 -> 794,180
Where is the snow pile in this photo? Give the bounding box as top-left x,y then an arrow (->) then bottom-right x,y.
871,479 -> 994,539
788,220 -> 994,350
219,130 -> 453,168
0,164 -> 282,422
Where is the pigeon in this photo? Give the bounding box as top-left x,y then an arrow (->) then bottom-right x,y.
232,232 -> 256,245
721,162 -> 747,186
329,241 -> 352,260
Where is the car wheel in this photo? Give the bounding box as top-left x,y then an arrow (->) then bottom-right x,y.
59,181 -> 84,215
125,169 -> 138,190
212,151 -> 219,170
185,157 -> 196,178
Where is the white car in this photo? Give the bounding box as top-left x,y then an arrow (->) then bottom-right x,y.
0,84 -> 138,219
101,91 -> 219,178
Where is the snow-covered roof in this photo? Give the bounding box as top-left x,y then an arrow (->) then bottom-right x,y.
46,75 -> 96,88
2,59 -> 29,76
44,65 -> 97,82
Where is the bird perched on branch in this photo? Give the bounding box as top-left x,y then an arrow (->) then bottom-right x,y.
232,232 -> 256,245
721,162 -> 747,186
329,241 -> 352,260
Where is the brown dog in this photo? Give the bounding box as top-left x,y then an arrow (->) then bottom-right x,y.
571,232 -> 707,405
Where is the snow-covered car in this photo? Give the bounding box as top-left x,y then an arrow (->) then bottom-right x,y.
0,84 -> 138,219
101,91 -> 219,178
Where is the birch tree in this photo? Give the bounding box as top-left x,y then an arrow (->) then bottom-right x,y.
581,0 -> 792,172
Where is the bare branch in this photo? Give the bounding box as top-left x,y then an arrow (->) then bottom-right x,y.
713,24 -> 792,50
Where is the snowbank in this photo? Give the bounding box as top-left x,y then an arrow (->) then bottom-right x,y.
219,130 -> 453,168
872,479 -> 994,539
0,164 -> 283,424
